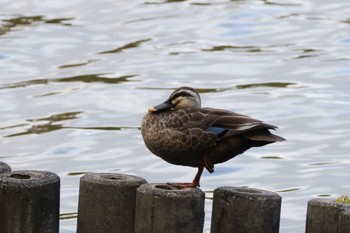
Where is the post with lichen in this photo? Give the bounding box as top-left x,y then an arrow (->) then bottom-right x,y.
305,198 -> 350,233
134,183 -> 205,233
211,186 -> 281,233
0,170 -> 60,233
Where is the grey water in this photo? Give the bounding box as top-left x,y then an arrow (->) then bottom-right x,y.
1,0 -> 350,232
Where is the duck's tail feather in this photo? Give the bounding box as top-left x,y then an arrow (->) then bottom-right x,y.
248,133 -> 285,142
244,129 -> 285,147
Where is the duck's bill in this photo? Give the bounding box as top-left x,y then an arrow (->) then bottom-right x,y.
148,100 -> 174,112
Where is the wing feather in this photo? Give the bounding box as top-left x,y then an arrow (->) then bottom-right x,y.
200,107 -> 277,136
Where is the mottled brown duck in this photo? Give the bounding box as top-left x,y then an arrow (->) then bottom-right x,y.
141,86 -> 285,188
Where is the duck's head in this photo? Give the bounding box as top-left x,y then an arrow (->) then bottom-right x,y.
149,86 -> 201,113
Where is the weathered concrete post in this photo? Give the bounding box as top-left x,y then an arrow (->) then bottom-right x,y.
0,170 -> 60,233
0,162 -> 11,173
211,186 -> 281,233
134,183 -> 205,233
77,173 -> 147,233
305,198 -> 350,233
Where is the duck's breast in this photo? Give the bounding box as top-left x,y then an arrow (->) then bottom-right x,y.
141,110 -> 216,166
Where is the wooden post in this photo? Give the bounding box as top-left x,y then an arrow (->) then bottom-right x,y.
0,170 -> 60,233
211,186 -> 281,233
77,173 -> 147,233
306,198 -> 350,233
0,162 -> 11,173
134,184 -> 205,233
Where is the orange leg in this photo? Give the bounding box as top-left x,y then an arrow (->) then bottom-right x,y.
204,155 -> 214,173
167,167 -> 204,188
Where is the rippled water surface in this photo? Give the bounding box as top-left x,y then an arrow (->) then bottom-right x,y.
1,0 -> 350,232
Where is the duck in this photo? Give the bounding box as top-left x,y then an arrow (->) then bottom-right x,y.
141,86 -> 285,188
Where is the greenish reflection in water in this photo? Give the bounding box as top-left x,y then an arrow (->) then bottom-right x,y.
55,74 -> 138,84
137,87 -> 232,93
145,0 -> 187,4
3,15 -> 73,26
277,187 -> 301,193
309,162 -> 339,166
6,123 -> 63,137
0,74 -> 138,90
138,83 -> 298,97
317,194 -> 333,197
4,109 -> 139,138
260,156 -> 283,160
67,171 -> 92,176
236,82 -> 296,89
262,0 -> 302,6
5,112 -> 82,137
59,60 -> 98,69
139,83 -> 296,93
202,45 -> 258,52
0,15 -> 73,36
60,212 -> 78,220
28,112 -> 83,123
99,39 -> 151,54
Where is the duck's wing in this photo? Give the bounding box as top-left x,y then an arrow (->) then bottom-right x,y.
199,107 -> 278,137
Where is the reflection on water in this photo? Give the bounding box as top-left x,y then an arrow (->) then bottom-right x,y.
55,74 -> 138,84
1,0 -> 350,233
4,112 -> 82,137
138,84 -> 297,93
67,172 -> 92,176
317,194 -> 333,197
28,111 -> 83,123
277,187 -> 302,193
138,86 -> 234,93
0,15 -> 73,36
2,15 -> 73,26
60,212 -> 78,220
202,45 -> 259,52
99,39 -> 151,54
3,110 -> 139,138
260,155 -> 283,159
236,82 -> 296,89
309,162 -> 340,166
59,60 -> 98,69
145,0 -> 188,4
262,0 -> 302,6
0,74 -> 138,90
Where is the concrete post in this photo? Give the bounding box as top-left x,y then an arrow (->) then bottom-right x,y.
134,183 -> 205,233
0,162 -> 11,173
0,170 -> 60,233
211,186 -> 281,233
77,173 -> 147,233
305,198 -> 350,233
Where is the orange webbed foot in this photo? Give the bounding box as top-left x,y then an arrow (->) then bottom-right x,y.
166,167 -> 204,189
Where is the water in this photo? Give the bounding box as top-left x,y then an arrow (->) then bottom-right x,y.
1,0 -> 350,232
